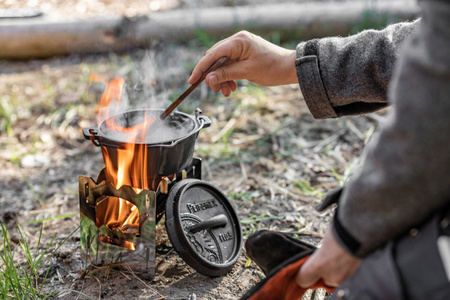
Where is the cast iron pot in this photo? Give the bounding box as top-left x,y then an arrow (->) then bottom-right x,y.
83,108 -> 211,190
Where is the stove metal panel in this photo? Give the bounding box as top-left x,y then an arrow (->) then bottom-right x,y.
79,176 -> 156,279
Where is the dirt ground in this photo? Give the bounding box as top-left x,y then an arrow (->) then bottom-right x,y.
0,1 -> 386,299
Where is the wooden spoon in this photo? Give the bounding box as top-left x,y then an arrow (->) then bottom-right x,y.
159,56 -> 227,120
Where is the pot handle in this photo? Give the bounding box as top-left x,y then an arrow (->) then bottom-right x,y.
82,126 -> 101,147
195,108 -> 211,129
198,115 -> 211,129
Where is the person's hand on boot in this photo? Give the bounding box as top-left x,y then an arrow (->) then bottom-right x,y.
189,30 -> 297,97
296,227 -> 362,288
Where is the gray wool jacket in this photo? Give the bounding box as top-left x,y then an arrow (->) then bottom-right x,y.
295,0 -> 450,257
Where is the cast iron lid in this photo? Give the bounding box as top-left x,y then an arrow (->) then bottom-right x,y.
165,179 -> 242,277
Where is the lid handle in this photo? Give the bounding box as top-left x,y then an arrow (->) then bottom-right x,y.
189,214 -> 227,233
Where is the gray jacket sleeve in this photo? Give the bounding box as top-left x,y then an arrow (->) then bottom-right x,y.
296,20 -> 418,119
296,0 -> 450,257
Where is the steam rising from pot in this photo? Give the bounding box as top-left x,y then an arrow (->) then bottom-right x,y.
89,54 -> 197,144
99,109 -> 195,144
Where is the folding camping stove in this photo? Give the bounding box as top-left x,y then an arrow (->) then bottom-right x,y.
79,112 -> 242,279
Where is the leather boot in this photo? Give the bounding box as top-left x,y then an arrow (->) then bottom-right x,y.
245,230 -> 315,275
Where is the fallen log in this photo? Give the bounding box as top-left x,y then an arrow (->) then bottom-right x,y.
0,1 -> 419,59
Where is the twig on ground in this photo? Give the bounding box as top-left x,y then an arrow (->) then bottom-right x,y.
211,118 -> 236,143
156,248 -> 174,271
231,134 -> 264,145
364,125 -> 376,144
249,174 -> 312,203
122,264 -> 163,298
345,119 -> 365,140
247,119 -> 279,152
90,275 -> 101,300
312,130 -> 344,153
240,161 -> 248,180
269,186 -> 275,201
365,113 -> 387,124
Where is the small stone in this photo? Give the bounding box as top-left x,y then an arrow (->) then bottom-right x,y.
20,154 -> 51,168
188,293 -> 197,300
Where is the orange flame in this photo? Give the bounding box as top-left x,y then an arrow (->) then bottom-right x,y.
96,196 -> 139,230
90,75 -> 157,250
91,75 -> 155,191
95,196 -> 139,251
95,77 -> 125,126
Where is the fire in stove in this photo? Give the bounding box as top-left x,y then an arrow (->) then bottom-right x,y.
79,170 -> 156,278
96,196 -> 140,249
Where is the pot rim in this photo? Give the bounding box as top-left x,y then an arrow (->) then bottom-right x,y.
92,108 -> 207,147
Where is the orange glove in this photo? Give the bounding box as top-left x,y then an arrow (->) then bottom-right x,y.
241,230 -> 334,300
242,254 -> 334,300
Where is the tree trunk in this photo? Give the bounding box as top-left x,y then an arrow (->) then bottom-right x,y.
0,1 -> 419,59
